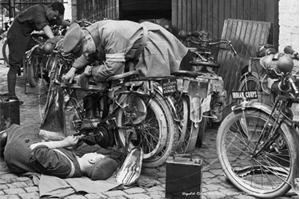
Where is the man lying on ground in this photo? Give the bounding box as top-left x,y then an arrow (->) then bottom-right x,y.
0,124 -> 123,180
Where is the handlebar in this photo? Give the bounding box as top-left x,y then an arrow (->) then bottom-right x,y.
178,30 -> 237,56
209,40 -> 237,56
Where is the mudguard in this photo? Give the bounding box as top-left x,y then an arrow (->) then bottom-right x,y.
232,100 -> 295,127
116,147 -> 143,186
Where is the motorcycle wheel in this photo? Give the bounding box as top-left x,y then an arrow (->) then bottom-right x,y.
44,55 -> 60,111
239,75 -> 260,92
26,56 -> 39,88
217,109 -> 298,198
116,90 -> 179,168
196,115 -> 208,148
174,96 -> 201,153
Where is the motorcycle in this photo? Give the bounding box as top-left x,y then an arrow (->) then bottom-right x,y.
42,24 -> 230,167
173,30 -> 237,149
41,33 -> 181,167
216,46 -> 299,198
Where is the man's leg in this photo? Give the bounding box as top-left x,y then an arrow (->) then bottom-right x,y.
7,65 -> 19,99
6,28 -> 30,102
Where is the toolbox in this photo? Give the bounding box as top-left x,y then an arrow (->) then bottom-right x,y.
0,98 -> 20,127
165,154 -> 202,199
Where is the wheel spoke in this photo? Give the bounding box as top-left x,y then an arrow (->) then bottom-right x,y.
217,110 -> 296,197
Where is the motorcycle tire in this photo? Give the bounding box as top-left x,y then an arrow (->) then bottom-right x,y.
116,89 -> 179,168
44,55 -> 60,112
26,56 -> 39,88
174,96 -> 201,153
217,109 -> 298,198
196,115 -> 208,148
238,75 -> 260,92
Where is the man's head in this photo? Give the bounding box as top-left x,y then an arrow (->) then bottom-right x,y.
46,2 -> 65,21
63,23 -> 96,57
80,153 -> 119,180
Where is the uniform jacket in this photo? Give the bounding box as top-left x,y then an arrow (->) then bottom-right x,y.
73,20 -> 188,82
4,125 -> 82,178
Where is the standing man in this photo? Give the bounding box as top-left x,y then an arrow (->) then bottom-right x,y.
61,20 -> 188,84
5,2 -> 70,102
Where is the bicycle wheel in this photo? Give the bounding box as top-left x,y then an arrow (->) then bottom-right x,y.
117,90 -> 179,168
2,39 -> 9,66
217,110 -> 298,198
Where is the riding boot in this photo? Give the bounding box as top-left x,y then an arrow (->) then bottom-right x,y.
7,68 -> 24,104
0,130 -> 7,157
7,68 -> 17,98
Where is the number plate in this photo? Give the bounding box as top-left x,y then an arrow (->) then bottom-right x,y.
231,90 -> 258,99
162,78 -> 177,95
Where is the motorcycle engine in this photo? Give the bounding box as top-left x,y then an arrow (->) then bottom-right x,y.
93,123 -> 115,147
81,123 -> 115,148
78,94 -> 115,148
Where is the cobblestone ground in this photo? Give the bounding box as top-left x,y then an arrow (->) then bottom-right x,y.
0,64 -> 298,199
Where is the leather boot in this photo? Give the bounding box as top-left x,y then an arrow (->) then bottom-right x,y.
7,68 -> 17,97
0,130 -> 7,157
6,69 -> 24,105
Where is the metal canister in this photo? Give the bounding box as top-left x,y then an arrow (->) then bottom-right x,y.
0,98 -> 20,126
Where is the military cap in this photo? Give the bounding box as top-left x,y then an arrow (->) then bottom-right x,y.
63,23 -> 83,53
87,156 -> 119,180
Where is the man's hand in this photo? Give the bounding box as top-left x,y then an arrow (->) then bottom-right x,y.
30,134 -> 84,150
84,65 -> 93,76
62,67 -> 77,84
64,135 -> 84,146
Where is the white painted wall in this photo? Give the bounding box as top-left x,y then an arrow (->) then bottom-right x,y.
63,0 -> 72,21
278,0 -> 299,52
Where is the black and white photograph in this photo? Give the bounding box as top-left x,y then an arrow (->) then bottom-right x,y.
0,0 -> 298,198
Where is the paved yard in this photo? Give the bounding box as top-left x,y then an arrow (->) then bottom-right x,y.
0,63 -> 298,199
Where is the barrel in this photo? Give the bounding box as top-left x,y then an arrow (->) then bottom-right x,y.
0,98 -> 20,129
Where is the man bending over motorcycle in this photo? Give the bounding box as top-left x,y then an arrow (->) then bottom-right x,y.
62,20 -> 188,84
5,2 -> 70,103
0,124 -> 122,180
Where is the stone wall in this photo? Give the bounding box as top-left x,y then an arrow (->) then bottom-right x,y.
278,0 -> 299,52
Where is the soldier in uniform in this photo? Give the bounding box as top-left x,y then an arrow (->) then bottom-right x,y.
61,20 -> 188,84
1,124 -> 121,180
5,2 -> 70,102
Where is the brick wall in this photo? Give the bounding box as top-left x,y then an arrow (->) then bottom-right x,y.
279,0 -> 299,52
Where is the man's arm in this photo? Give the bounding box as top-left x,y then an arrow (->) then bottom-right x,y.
30,135 -> 83,150
42,25 -> 54,38
62,55 -> 91,83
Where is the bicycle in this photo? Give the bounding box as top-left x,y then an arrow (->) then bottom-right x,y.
216,51 -> 299,198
